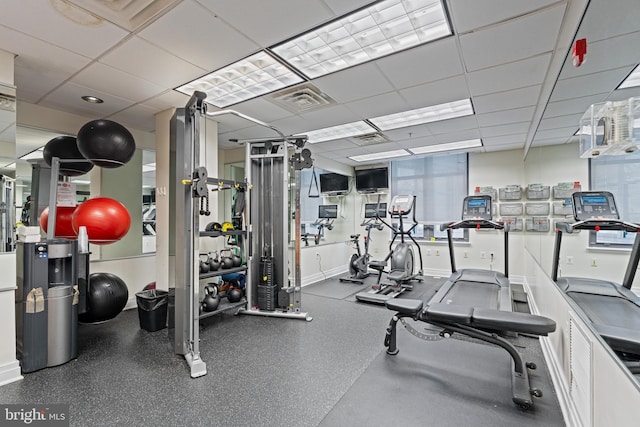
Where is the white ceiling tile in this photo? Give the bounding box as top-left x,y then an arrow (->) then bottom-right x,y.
70,62 -> 165,103
108,104 -> 161,133
310,139 -> 360,151
480,122 -> 531,138
482,134 -> 527,146
483,142 -> 524,152
459,3 -> 565,72
531,138 -> 573,147
298,105 -> 361,131
376,38 -> 463,90
0,0 -> 127,58
543,93 -> 609,118
39,82 -> 135,118
449,0 -> 559,33
533,126 -> 577,141
576,0 -> 640,43
14,64 -> 69,104
473,85 -> 542,114
550,67 -> 634,102
321,0 -> 374,16
198,0 -> 333,47
399,75 -> 470,109
426,116 -> 478,135
383,125 -> 432,141
431,129 -> 481,144
100,36 -> 207,88
537,114 -> 583,131
345,92 -> 410,121
138,0 -> 259,72
559,31 -> 640,81
142,90 -> 191,111
477,106 -> 536,127
607,86 -> 640,102
467,54 -> 552,96
314,63 -> 394,104
233,98 -> 296,123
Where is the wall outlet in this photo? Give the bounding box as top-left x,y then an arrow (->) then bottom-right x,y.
463,251 -> 469,258
566,256 -> 574,265
435,249 -> 440,256
591,258 -> 597,267
480,251 -> 486,259
489,251 -> 495,258
426,249 -> 431,256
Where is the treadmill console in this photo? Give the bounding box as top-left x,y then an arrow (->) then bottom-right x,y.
572,191 -> 618,221
389,195 -> 414,217
461,195 -> 492,220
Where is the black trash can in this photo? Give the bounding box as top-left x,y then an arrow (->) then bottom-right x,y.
136,289 -> 168,332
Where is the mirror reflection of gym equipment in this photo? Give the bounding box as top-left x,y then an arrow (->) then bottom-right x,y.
356,195 -> 424,304
339,202 -> 385,284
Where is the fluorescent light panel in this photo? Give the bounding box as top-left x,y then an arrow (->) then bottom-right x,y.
370,99 -> 473,130
409,138 -> 482,154
176,51 -> 303,108
349,149 -> 410,162
273,0 -> 451,79
302,121 -> 377,143
619,64 -> 640,89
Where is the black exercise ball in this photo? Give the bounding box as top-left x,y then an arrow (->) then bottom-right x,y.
43,135 -> 94,176
76,119 -> 136,168
79,272 -> 129,323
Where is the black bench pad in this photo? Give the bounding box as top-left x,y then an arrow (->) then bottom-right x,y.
386,299 -> 423,315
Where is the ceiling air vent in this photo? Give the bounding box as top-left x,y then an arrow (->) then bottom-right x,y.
352,132 -> 389,146
268,83 -> 336,113
59,0 -> 181,31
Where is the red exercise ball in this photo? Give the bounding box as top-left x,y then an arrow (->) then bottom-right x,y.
39,206 -> 78,239
72,197 -> 131,245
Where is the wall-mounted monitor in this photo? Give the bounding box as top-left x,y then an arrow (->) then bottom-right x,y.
318,204 -> 338,219
364,203 -> 387,218
320,173 -> 349,194
355,167 -> 389,192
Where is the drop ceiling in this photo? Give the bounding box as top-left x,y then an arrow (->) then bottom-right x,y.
0,0 -> 639,168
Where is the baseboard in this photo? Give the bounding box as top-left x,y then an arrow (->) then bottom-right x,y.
124,297 -> 138,311
523,280 -> 581,427
0,360 -> 22,387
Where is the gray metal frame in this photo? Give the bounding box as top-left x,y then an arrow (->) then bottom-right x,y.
172,91 -> 312,378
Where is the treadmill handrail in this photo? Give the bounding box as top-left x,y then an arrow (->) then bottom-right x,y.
568,219 -> 640,233
441,219 -> 505,231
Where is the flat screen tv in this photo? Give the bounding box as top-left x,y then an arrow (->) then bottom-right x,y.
320,173 -> 349,194
364,203 -> 387,218
318,205 -> 338,219
355,167 -> 388,192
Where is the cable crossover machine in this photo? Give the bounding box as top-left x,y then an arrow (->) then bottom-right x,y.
171,91 -> 313,379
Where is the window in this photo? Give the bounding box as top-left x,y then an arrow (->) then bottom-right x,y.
391,154 -> 468,240
589,152 -> 640,246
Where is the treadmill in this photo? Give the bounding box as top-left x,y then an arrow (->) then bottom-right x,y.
553,191 -> 640,358
429,195 -> 512,312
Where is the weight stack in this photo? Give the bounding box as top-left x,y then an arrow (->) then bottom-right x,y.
258,256 -> 277,311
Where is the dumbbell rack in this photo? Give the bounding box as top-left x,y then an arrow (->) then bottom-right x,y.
198,227 -> 247,320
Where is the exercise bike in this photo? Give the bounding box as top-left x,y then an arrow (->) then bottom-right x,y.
339,214 -> 384,284
356,195 -> 424,304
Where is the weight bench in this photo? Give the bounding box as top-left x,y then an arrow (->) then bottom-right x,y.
384,299 -> 556,410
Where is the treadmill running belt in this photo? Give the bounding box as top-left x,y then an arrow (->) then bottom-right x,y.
569,293 -> 640,330
441,281 -> 500,310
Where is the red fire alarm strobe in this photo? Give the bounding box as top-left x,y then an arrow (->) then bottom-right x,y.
573,38 -> 587,67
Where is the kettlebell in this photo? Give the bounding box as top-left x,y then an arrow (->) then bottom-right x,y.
231,248 -> 242,268
228,287 -> 242,303
208,251 -> 221,271
221,250 -> 234,270
202,285 -> 220,312
199,254 -> 210,274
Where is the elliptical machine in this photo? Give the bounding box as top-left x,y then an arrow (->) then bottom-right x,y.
356,195 -> 424,304
339,202 -> 385,284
